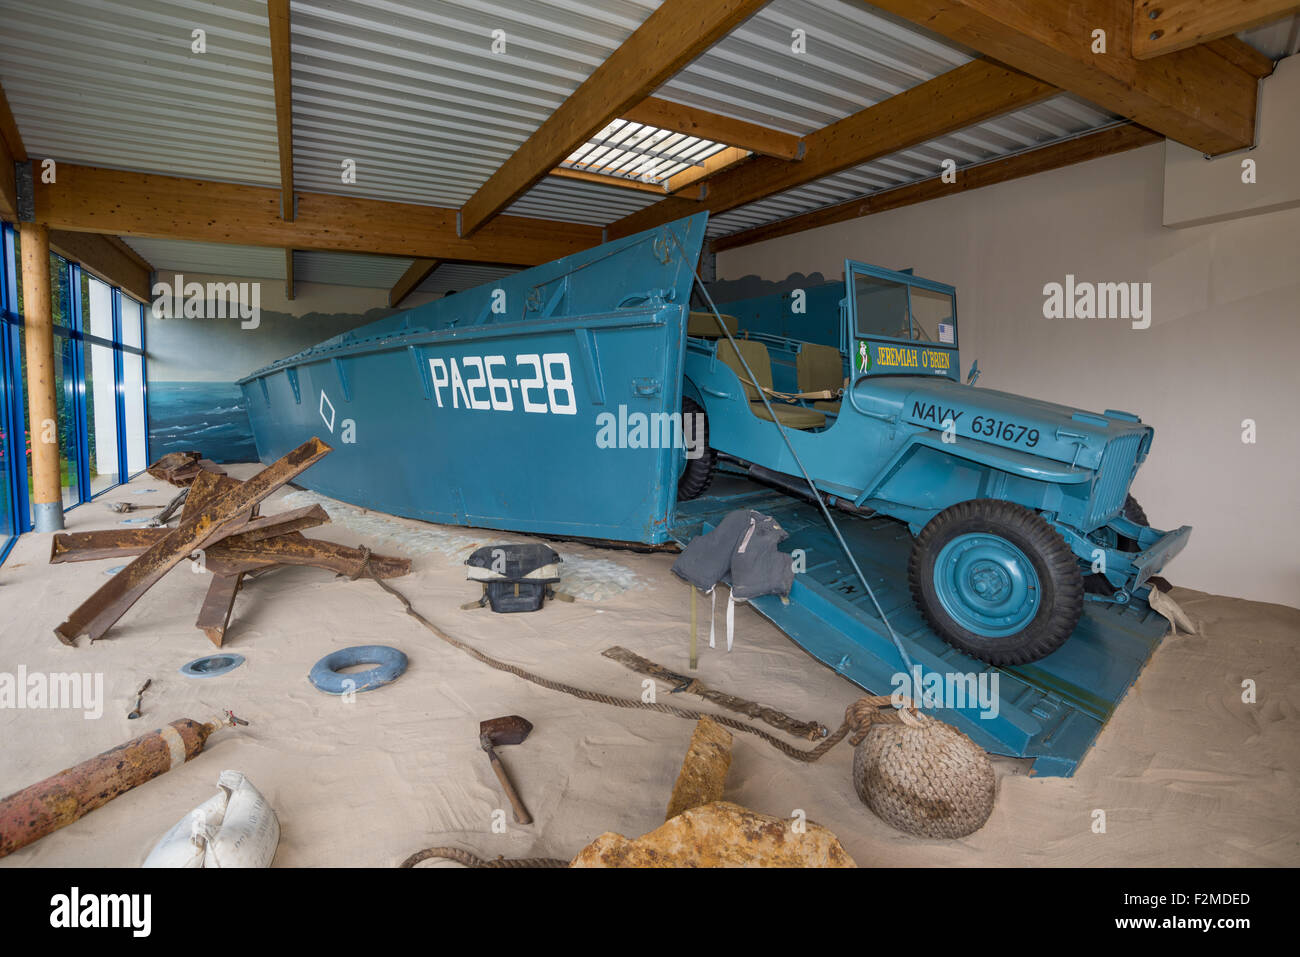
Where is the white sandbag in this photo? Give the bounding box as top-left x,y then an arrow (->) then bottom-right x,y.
143,770 -> 279,868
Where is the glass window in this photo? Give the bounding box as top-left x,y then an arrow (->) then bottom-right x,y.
123,350 -> 147,475
86,343 -> 120,493
54,332 -> 81,508
0,401 -> 13,542
120,295 -> 144,349
909,286 -> 957,345
853,273 -> 912,341
0,329 -> 14,544
1,231 -> 151,543
85,273 -> 115,340
83,277 -> 120,493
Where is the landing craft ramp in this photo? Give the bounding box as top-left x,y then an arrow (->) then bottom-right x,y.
671,473 -> 1171,777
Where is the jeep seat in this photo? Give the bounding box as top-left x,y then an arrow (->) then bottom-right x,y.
687,311 -> 739,338
796,342 -> 844,415
717,338 -> 827,430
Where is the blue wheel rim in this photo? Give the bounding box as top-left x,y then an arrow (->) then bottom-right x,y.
934,533 -> 1040,637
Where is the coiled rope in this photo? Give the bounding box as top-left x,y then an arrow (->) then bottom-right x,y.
399,847 -> 569,869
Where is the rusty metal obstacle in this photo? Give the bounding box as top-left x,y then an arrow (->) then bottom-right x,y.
49,438 -> 410,647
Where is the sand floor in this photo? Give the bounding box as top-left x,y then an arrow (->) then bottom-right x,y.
1,466 -> 1297,867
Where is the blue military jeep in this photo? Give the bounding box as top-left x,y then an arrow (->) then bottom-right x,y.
679,261 -> 1191,666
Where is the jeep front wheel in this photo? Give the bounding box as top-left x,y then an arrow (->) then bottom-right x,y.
908,500 -> 1083,666
676,396 -> 716,501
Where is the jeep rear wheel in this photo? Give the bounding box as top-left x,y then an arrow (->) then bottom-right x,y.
676,396 -> 716,501
909,500 -> 1083,666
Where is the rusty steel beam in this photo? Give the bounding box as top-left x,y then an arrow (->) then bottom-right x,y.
219,504 -> 330,544
47,504 -> 330,567
54,438 -> 331,645
182,469 -> 245,521
50,528 -> 168,563
207,533 -> 410,579
145,452 -> 227,488
0,715 -> 238,859
196,572 -> 247,647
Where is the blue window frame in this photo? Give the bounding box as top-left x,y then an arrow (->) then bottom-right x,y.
0,221 -> 149,564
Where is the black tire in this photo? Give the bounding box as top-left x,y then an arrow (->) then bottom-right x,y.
676,396 -> 717,501
1116,494 -> 1148,553
909,500 -> 1084,666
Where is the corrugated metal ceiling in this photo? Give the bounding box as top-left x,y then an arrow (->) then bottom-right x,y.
288,0 -> 659,206
705,92 -> 1122,238
658,0 -> 970,134
0,0 -> 280,185
2,0 -> 1293,265
122,236 -> 409,287
120,237 -> 285,279
506,174 -> 659,224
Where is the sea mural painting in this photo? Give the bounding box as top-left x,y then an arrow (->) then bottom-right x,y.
146,292 -> 400,463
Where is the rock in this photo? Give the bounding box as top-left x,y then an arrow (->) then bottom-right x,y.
571,801 -> 856,868
665,717 -> 732,820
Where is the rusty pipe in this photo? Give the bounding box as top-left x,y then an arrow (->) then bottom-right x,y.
0,714 -> 241,859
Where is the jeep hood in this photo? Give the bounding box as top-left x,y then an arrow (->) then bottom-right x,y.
854,376 -> 1152,472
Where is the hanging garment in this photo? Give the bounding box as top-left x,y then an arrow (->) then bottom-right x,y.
671,510 -> 794,650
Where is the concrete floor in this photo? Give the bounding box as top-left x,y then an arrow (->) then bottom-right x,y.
1,467 -> 1297,867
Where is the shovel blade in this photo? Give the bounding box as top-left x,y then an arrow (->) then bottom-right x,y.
479,715 -> 533,746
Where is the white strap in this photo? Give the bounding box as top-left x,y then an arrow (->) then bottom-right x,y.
708,587 -> 716,649
726,588 -> 735,652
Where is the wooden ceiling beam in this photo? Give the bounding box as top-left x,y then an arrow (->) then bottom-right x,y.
548,167 -> 669,194
622,97 -> 804,160
48,230 -> 153,301
1132,0 -> 1299,59
268,0 -> 296,221
666,146 -> 752,193
457,0 -> 768,237
389,258 -> 440,308
1203,36 -> 1278,78
609,59 -> 1056,238
711,123 -> 1162,252
864,0 -> 1261,154
0,81 -> 27,221
32,164 -> 603,266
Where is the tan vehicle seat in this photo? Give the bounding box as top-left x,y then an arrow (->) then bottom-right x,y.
717,338 -> 827,430
687,311 -> 739,338
796,342 -> 845,415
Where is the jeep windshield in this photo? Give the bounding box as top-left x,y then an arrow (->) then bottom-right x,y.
851,270 -> 957,346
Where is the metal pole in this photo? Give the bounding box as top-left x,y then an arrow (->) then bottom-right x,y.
19,223 -> 63,532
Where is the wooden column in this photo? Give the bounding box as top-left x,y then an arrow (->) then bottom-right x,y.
19,222 -> 64,531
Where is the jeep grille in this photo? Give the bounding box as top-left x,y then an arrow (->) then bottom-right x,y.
1087,433 -> 1142,527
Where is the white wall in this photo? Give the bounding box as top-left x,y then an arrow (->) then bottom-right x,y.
717,142 -> 1300,608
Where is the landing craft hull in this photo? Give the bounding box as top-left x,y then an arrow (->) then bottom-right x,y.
238,215 -> 711,543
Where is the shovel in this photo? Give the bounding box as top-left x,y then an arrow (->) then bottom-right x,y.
479,715 -> 534,825
478,712 -> 533,826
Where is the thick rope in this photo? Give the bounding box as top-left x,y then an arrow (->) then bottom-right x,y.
399,847 -> 568,869
356,550 -> 869,764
